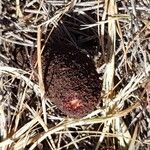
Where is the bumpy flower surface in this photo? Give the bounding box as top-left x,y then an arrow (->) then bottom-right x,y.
43,47 -> 101,118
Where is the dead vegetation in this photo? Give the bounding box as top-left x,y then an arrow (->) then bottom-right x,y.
0,0 -> 150,150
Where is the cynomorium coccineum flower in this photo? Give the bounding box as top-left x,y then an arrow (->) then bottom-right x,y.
43,43 -> 101,118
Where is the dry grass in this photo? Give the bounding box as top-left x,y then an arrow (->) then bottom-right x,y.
0,0 -> 150,150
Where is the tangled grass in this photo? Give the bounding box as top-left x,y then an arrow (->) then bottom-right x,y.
0,0 -> 150,149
